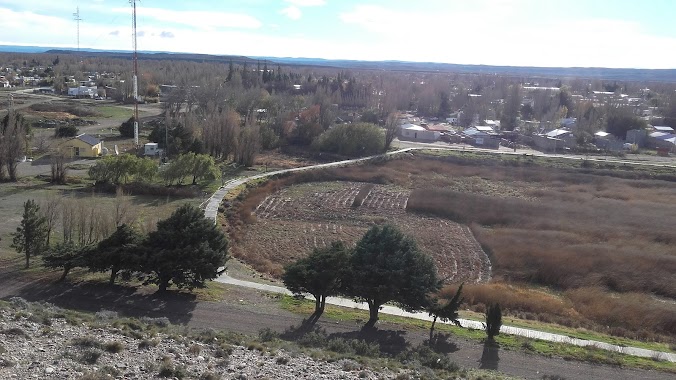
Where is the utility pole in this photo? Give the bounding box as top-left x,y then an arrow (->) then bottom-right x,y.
73,7 -> 82,56
130,0 -> 140,147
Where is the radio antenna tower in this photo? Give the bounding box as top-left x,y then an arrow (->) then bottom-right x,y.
130,0 -> 140,146
73,7 -> 82,54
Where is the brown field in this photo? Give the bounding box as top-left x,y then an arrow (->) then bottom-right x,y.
226,154 -> 676,342
232,181 -> 491,283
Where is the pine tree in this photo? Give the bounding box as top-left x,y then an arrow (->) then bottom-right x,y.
12,200 -> 48,268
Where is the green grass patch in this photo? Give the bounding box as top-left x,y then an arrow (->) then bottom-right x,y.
91,106 -> 136,120
279,295 -> 676,373
459,310 -> 675,354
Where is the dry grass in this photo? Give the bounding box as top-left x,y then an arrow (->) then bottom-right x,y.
225,154 -> 676,341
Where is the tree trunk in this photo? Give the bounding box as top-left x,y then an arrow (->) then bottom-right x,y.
158,278 -> 169,293
25,252 -> 30,269
429,315 -> 438,345
109,268 -> 119,285
59,265 -> 71,281
363,301 -> 379,330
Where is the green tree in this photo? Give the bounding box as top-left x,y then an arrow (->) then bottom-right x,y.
118,117 -> 139,138
54,125 -> 78,138
161,153 -> 218,185
89,224 -> 143,284
88,155 -> 157,185
142,204 -> 229,292
437,91 -> 452,119
427,284 -> 463,344
314,123 -> 384,157
485,303 -> 502,341
11,199 -> 48,268
606,113 -> 647,140
282,241 -> 351,325
346,224 -> 440,329
500,84 -> 521,131
42,241 -> 90,281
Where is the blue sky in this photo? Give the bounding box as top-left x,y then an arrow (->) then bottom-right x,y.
1,0 -> 676,68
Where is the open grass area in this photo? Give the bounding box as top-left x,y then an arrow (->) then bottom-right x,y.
224,152 -> 676,345
90,105 -> 138,120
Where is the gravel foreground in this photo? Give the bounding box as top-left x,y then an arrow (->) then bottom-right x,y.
0,298 -> 438,380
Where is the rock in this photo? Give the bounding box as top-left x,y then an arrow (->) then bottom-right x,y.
44,367 -> 55,374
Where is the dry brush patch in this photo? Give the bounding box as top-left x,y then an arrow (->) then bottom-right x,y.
224,155 -> 676,342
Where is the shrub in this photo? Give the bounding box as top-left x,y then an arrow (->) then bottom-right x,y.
79,349 -> 102,365
258,327 -> 279,342
72,336 -> 103,348
314,123 -> 385,157
55,125 -> 78,138
104,341 -> 124,353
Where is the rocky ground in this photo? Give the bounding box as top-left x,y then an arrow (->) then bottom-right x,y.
0,298 -> 448,380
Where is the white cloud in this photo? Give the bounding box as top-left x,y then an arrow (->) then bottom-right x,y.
111,7 -> 262,30
284,0 -> 326,6
281,6 -> 302,20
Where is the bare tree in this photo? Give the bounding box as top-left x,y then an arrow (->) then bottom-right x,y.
384,111 -> 400,152
50,151 -> 68,184
40,193 -> 61,247
237,116 -> 260,167
1,111 -> 28,181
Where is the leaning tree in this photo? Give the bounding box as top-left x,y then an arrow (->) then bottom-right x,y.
282,241 -> 351,325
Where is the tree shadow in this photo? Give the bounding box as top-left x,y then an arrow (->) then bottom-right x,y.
479,340 -> 500,370
4,279 -> 197,325
424,332 -> 460,354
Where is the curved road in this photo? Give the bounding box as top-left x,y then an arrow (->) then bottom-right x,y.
205,148 -> 675,364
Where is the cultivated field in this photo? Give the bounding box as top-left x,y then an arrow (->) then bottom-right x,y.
233,181 -> 491,283
228,153 -> 676,343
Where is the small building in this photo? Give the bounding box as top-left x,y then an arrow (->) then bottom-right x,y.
463,127 -> 500,148
399,123 -> 440,142
144,142 -> 160,156
68,86 -> 97,98
60,134 -> 102,158
648,132 -> 676,153
653,126 -> 675,134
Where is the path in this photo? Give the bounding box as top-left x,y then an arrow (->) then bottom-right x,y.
204,148 -> 675,364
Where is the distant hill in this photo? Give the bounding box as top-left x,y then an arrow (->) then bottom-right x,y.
1,45 -> 675,82
257,57 -> 676,82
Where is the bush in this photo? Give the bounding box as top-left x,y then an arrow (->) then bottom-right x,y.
104,341 -> 124,353
55,125 -> 78,138
119,117 -> 139,138
79,349 -> 102,365
314,123 -> 385,157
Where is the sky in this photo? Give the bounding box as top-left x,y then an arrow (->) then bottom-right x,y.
2,0 -> 676,69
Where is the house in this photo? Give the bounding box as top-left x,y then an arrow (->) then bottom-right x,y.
484,120 -> 501,129
560,118 -> 577,127
652,126 -> 675,134
60,134 -> 102,158
68,86 -> 97,98
626,129 -> 647,147
463,127 -> 500,148
648,132 -> 676,153
594,131 -> 624,151
533,129 -> 576,151
399,124 -> 440,142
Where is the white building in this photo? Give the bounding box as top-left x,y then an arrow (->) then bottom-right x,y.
399,124 -> 440,142
68,86 -> 97,98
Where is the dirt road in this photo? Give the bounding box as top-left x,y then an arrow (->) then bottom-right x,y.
0,269 -> 671,380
